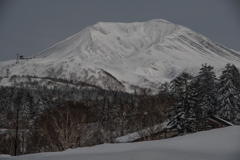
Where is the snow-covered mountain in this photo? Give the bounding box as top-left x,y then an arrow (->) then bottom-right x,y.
1,19 -> 240,92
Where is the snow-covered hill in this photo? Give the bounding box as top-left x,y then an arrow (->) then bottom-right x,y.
1,126 -> 239,160
1,19 -> 240,92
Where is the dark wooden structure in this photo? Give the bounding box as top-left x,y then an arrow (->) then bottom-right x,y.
115,116 -> 233,143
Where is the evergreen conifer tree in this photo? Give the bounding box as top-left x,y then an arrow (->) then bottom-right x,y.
168,72 -> 196,134
196,64 -> 217,118
218,64 -> 240,124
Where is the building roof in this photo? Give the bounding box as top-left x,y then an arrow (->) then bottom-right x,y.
115,121 -> 171,143
114,116 -> 233,143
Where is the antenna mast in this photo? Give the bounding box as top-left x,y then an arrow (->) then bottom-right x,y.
16,53 -> 19,64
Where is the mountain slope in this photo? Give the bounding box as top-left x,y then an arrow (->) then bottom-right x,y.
1,19 -> 240,92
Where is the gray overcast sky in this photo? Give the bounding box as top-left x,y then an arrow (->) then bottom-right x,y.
0,0 -> 240,61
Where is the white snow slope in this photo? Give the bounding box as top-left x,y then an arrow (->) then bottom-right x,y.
1,126 -> 240,160
1,19 -> 240,92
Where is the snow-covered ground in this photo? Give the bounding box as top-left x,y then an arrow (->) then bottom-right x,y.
1,126 -> 239,160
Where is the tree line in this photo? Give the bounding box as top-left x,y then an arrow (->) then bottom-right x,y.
0,63 -> 239,155
167,63 -> 240,134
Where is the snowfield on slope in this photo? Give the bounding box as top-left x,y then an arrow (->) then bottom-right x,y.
1,19 -> 240,92
1,126 -> 240,160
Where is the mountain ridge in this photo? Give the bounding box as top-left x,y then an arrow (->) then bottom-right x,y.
0,19 -> 240,92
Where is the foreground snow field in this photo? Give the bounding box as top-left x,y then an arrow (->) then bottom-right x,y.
1,126 -> 239,160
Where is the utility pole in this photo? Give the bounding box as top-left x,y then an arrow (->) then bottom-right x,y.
14,109 -> 19,156
16,53 -> 19,64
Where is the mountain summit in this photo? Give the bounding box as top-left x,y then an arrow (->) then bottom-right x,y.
1,19 -> 240,92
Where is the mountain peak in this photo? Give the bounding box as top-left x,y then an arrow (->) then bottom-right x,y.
94,19 -> 172,25
0,19 -> 240,92
147,18 -> 171,23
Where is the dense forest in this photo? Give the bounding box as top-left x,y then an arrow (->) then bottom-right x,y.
0,63 -> 240,155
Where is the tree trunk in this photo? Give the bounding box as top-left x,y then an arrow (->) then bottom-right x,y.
14,109 -> 19,156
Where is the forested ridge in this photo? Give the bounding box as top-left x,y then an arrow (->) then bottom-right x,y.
1,63 -> 240,155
